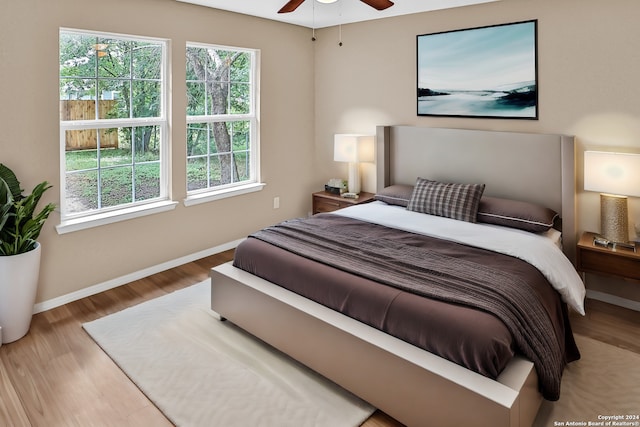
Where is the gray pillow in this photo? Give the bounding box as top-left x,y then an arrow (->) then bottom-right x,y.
374,184 -> 415,207
477,197 -> 559,232
407,178 -> 485,223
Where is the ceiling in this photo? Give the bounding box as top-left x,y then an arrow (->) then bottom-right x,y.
176,0 -> 501,29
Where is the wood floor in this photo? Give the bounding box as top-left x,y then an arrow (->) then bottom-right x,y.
1,250 -> 639,427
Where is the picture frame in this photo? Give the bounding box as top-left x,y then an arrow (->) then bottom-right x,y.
417,20 -> 538,119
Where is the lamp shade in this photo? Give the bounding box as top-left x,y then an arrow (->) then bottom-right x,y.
584,151 -> 640,197
333,134 -> 375,163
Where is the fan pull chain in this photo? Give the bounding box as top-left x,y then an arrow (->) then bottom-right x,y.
338,2 -> 343,46
311,0 -> 316,41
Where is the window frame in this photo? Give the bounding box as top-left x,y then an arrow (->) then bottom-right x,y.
57,28 -> 173,234
184,42 -> 262,206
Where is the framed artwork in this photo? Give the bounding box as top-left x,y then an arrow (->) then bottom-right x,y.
417,20 -> 538,119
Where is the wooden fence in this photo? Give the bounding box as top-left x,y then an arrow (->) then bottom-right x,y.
61,100 -> 119,151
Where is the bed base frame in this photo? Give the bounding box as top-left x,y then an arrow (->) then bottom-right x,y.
211,263 -> 541,426
211,126 -> 576,427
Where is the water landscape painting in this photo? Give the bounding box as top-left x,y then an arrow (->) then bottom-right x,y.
417,20 -> 537,119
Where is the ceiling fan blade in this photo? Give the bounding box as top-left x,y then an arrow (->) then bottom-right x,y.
278,0 -> 306,13
360,0 -> 394,10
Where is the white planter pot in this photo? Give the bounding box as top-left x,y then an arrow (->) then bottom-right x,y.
0,243 -> 41,344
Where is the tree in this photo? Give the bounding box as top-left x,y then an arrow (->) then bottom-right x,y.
186,47 -> 247,184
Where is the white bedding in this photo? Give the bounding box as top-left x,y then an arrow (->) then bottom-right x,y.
331,201 -> 586,315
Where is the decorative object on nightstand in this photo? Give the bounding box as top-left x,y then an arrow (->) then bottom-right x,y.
325,178 -> 346,195
584,151 -> 640,244
333,134 -> 375,194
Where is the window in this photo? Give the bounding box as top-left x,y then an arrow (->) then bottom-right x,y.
185,43 -> 260,200
59,29 -> 169,225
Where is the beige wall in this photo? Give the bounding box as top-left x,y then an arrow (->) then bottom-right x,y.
0,0 -> 316,303
313,0 -> 640,303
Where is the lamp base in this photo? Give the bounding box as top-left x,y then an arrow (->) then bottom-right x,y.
600,193 -> 629,243
347,162 -> 361,194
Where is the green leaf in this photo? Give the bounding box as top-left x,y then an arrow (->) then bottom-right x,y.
0,163 -> 24,200
0,178 -> 14,232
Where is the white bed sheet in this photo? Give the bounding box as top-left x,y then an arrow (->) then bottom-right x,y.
331,201 -> 586,315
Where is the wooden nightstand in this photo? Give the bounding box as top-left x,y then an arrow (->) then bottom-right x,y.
576,232 -> 640,282
312,191 -> 375,214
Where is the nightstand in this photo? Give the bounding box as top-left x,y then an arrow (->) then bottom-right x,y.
312,191 -> 375,214
576,232 -> 640,282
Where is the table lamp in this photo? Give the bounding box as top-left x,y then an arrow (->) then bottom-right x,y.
584,151 -> 640,243
333,134 -> 375,194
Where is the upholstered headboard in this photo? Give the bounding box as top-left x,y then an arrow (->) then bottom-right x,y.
375,125 -> 577,263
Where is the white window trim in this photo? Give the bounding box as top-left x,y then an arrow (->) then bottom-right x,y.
56,200 -> 178,234
183,182 -> 265,207
185,43 -> 261,201
58,29 -> 171,231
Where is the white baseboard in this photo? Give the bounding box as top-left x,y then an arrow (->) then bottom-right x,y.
586,290 -> 640,312
33,239 -> 244,314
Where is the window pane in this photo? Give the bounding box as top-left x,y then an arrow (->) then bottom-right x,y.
209,122 -> 231,154
209,154 -> 225,186
98,80 -> 130,119
97,97 -> 124,120
59,32 -> 97,78
229,52 -> 250,82
230,83 -> 250,114
65,170 -> 98,214
60,78 -> 97,104
60,97 -> 96,121
233,152 -> 250,182
135,162 -> 160,201
187,123 -> 208,156
101,166 -> 133,208
187,157 -> 207,191
187,82 -> 206,115
134,126 -> 161,162
186,46 -> 208,80
232,121 -> 250,151
97,38 -> 131,78
132,80 -> 160,118
132,43 -> 162,79
100,147 -> 131,168
65,138 -> 97,171
207,87 -> 222,115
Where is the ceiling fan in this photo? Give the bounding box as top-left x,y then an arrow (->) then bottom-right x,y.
278,0 -> 394,14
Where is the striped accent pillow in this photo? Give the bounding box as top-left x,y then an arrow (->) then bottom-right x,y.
407,178 -> 485,223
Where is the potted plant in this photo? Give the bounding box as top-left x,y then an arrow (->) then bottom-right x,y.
0,163 -> 55,343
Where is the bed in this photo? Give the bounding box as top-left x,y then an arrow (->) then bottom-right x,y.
210,126 -> 584,427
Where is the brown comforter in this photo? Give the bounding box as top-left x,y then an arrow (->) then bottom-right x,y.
233,214 -> 580,401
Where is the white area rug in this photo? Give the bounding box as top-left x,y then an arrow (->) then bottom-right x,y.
83,280 -> 374,427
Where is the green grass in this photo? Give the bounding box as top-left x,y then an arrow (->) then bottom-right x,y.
66,149 -> 159,171
65,149 -> 161,213
65,149 -> 250,214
